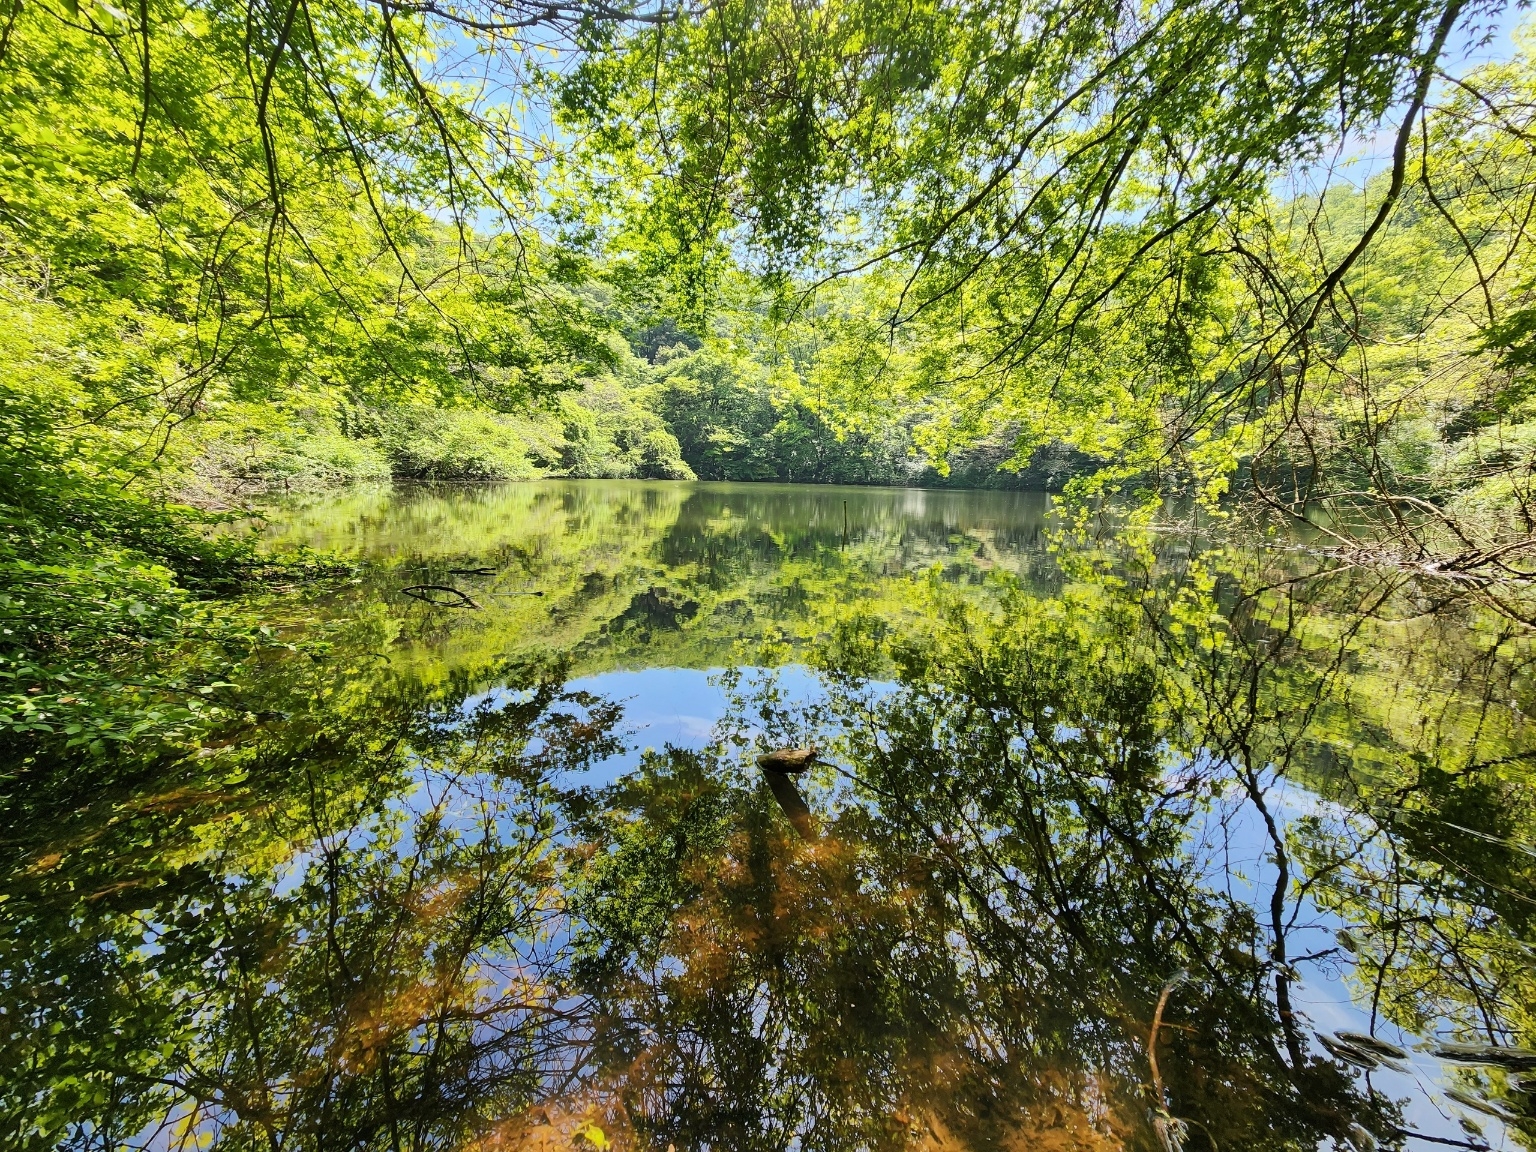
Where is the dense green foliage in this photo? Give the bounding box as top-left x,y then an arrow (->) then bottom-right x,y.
1,0 -> 1535,877
0,0 -> 673,751
6,3 -> 1536,1147
561,0 -> 1536,554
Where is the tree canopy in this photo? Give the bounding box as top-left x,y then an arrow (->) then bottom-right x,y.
7,0 -> 1536,746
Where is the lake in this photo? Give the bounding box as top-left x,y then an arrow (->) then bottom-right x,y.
6,480 -> 1535,1151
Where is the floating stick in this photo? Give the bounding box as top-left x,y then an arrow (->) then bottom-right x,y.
401,584 -> 481,609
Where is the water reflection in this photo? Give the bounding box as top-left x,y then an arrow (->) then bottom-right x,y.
3,481 -> 1535,1150
256,481 -> 1062,673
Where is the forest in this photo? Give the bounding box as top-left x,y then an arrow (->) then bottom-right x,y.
11,1 -> 1536,1148
8,0 -> 1536,749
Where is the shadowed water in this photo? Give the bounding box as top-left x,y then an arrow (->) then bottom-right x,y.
4,480 -> 1536,1151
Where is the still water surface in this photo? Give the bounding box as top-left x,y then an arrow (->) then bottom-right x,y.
7,480 -> 1536,1151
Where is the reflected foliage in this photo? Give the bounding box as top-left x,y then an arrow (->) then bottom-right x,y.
256,481 -> 1060,678
2,659 -> 622,1150
5,486 -> 1536,1149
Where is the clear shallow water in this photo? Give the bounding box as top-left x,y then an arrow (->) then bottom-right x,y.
6,480 -> 1536,1151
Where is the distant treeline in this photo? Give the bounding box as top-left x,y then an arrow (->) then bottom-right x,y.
191,316 -> 1100,494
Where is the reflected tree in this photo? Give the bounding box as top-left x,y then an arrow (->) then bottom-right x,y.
1,659 -> 623,1151
7,517 -> 1536,1151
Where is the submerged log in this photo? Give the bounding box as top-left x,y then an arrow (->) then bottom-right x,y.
763,770 -> 817,841
1334,1032 -> 1407,1061
755,746 -> 819,774
1431,1041 -> 1536,1070
401,584 -> 481,609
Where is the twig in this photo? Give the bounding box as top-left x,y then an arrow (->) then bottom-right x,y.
401,584 -> 481,609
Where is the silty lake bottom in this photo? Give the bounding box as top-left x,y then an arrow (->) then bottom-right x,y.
7,481 -> 1536,1152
